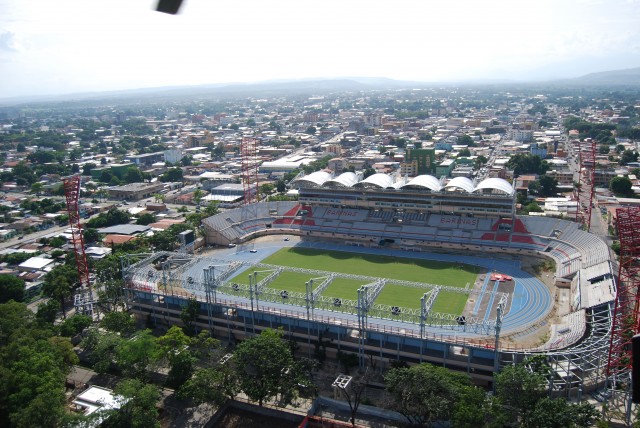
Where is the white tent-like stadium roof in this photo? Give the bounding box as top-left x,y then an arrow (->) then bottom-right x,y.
354,173 -> 395,189
324,172 -> 359,188
290,170 -> 332,187
445,177 -> 475,193
473,177 -> 514,195
400,175 -> 442,192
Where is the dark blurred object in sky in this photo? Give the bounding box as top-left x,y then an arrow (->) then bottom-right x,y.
156,0 -> 184,15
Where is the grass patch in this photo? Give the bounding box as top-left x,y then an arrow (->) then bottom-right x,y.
261,248 -> 478,288
374,286 -> 467,314
321,278 -> 369,301
239,248 -> 480,316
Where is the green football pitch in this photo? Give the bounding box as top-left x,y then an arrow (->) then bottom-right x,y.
231,248 -> 478,314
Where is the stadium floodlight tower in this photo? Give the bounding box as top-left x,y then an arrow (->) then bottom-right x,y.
606,207 -> 640,423
62,174 -> 93,317
574,138 -> 596,231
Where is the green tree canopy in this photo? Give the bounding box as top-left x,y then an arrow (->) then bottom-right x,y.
385,362 -> 475,427
100,311 -> 136,336
42,264 -> 78,318
610,176 -> 633,196
233,328 -> 302,406
620,149 -> 639,166
0,301 -> 77,427
135,213 -> 156,226
160,167 -> 183,183
103,379 -> 160,428
0,274 -> 25,303
125,167 -> 145,184
507,154 -> 549,176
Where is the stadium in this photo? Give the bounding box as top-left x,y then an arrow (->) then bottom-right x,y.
123,171 -> 615,394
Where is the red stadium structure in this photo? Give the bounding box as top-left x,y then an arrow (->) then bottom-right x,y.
62,174 -> 91,291
574,138 -> 596,231
606,207 -> 640,419
241,136 -> 259,205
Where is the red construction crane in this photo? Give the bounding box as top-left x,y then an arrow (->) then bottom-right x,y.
241,136 -> 259,205
574,138 -> 596,231
62,174 -> 91,291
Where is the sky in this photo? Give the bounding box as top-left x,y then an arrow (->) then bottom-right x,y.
1,0 -> 640,99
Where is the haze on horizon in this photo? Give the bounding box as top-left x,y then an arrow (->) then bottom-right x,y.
1,0 -> 640,99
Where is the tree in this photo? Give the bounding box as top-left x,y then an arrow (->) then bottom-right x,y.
0,274 -> 25,303
155,325 -> 198,388
610,176 -> 633,196
276,179 -> 286,193
620,149 -> 639,166
538,175 -> 558,197
385,362 -> 472,427
116,329 -> 160,380
181,156 -> 192,166
180,298 -> 201,336
233,328 -> 298,406
335,369 -> 371,427
599,145 -> 610,154
103,379 -> 160,428
83,227 -> 101,243
160,167 -> 183,182
100,311 -> 136,336
82,162 -> 97,176
203,201 -> 219,216
0,301 -> 76,428
475,155 -> 488,168
30,182 -> 44,196
525,397 -> 598,428
81,328 -> 122,374
260,183 -> 274,196
495,362 -> 547,426
125,167 -> 144,184
36,299 -> 60,324
59,313 -> 92,337
99,170 -> 113,183
363,167 -> 376,179
526,201 -> 543,213
458,148 -> 471,157
452,384 -> 507,428
507,154 -> 549,176
193,188 -> 204,206
178,366 -> 237,405
135,213 -> 156,226
42,265 -> 78,319
305,126 -> 317,135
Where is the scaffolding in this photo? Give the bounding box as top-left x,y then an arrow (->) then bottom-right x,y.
605,207 -> 640,422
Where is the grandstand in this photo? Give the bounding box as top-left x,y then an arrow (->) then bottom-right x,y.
148,170 -> 616,393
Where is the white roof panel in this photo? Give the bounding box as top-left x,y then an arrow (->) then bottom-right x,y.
445,177 -> 475,193
473,177 -> 515,195
324,172 -> 359,188
354,173 -> 395,189
400,175 -> 442,192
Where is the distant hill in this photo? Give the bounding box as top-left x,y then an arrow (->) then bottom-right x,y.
0,77 -> 426,106
564,67 -> 640,86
